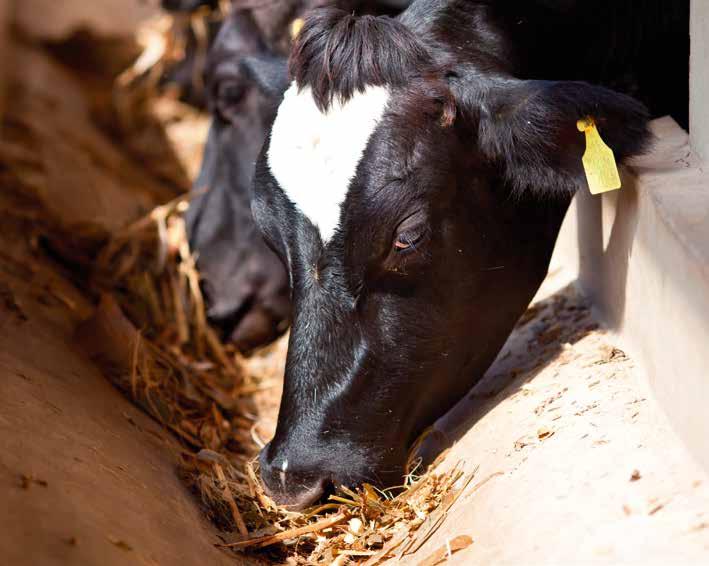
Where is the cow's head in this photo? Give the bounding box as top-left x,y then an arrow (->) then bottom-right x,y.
251,8 -> 650,507
188,3 -> 410,350
187,10 -> 293,350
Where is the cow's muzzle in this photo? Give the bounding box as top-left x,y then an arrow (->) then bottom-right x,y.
258,442 -> 332,510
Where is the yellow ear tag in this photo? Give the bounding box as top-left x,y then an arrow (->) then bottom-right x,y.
290,18 -> 305,40
576,117 -> 621,195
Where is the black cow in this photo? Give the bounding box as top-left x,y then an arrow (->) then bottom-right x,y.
251,0 -> 688,507
188,1 -> 412,349
187,8 -> 295,349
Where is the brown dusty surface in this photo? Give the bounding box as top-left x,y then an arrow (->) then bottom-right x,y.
0,271 -> 245,566
0,25 -> 250,566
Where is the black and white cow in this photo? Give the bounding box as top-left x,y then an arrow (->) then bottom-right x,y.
251,0 -> 689,507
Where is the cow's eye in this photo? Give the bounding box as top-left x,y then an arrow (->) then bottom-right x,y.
392,209 -> 428,255
215,79 -> 247,122
219,81 -> 246,104
394,228 -> 426,252
381,214 -> 430,277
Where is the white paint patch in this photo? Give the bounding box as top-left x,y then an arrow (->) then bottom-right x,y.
268,82 -> 390,242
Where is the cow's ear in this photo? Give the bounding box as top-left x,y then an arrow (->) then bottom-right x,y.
455,77 -> 652,196
240,55 -> 290,99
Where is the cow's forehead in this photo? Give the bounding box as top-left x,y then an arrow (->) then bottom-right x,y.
267,82 -> 390,243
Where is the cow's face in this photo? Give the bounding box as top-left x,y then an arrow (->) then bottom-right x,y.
253,9 -> 651,508
187,11 -> 293,349
188,4 -> 411,350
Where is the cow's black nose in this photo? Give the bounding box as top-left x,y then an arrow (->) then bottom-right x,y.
258,443 -> 331,510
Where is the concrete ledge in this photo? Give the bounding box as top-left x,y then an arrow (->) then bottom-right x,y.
553,116 -> 709,472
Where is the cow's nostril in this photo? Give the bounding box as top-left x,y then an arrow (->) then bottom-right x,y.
258,445 -> 332,510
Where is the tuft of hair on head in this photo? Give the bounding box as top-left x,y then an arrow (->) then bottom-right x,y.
289,7 -> 434,111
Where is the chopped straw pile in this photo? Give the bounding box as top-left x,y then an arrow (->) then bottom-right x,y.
79,199 -> 474,564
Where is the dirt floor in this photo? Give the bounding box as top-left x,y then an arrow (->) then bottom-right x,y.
0,21 -> 247,566
1,12 -> 709,566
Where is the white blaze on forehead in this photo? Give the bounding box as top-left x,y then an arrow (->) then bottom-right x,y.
267,82 -> 390,242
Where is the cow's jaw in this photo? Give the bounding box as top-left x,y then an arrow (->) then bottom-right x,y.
267,82 -> 390,243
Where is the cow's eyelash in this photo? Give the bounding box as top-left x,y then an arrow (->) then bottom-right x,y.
394,233 -> 420,252
393,226 -> 428,253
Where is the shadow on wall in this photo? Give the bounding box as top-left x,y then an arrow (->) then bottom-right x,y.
575,173 -> 640,331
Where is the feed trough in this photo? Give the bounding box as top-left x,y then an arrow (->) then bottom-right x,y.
1,2 -> 707,565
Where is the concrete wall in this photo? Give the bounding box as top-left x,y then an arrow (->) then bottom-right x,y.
554,2 -> 709,474
553,117 -> 709,473
691,0 -> 709,162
